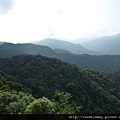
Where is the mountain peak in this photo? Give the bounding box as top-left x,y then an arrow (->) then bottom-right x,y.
34,38 -> 100,55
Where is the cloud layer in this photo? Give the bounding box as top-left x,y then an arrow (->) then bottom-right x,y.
0,0 -> 14,14
0,0 -> 120,43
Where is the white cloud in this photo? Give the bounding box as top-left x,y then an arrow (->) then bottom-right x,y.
0,0 -> 120,43
0,0 -> 14,14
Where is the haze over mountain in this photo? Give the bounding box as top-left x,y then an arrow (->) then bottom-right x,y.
34,38 -> 100,55
72,37 -> 97,44
81,33 -> 120,55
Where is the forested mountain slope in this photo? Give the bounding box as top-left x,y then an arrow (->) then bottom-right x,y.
0,43 -> 56,58
56,54 -> 120,73
1,43 -> 120,72
0,75 -> 80,115
0,54 -> 120,114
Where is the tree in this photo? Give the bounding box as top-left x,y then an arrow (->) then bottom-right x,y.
25,97 -> 55,114
0,91 -> 35,114
25,91 -> 81,114
53,90 -> 81,114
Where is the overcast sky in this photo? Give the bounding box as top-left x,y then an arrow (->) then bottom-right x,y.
0,0 -> 120,43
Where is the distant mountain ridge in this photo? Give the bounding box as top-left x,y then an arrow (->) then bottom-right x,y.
34,38 -> 101,55
0,43 -> 56,58
0,43 -> 120,72
54,49 -> 71,54
81,33 -> 120,55
0,42 -> 6,45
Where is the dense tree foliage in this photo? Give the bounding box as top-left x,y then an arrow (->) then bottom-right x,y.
0,54 -> 120,114
0,77 -> 35,114
52,90 -> 81,114
0,77 -> 80,114
25,97 -> 55,114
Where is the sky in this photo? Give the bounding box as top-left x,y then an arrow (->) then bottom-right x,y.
0,0 -> 120,43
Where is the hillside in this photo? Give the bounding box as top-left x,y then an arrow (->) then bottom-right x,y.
0,43 -> 56,58
0,72 -> 80,115
54,49 -> 71,54
34,38 -> 100,55
0,43 -> 120,72
81,33 -> 120,54
0,42 -> 6,45
0,54 -> 120,114
56,54 -> 120,73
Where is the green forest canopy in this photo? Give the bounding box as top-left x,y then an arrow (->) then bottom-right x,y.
0,54 -> 120,114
